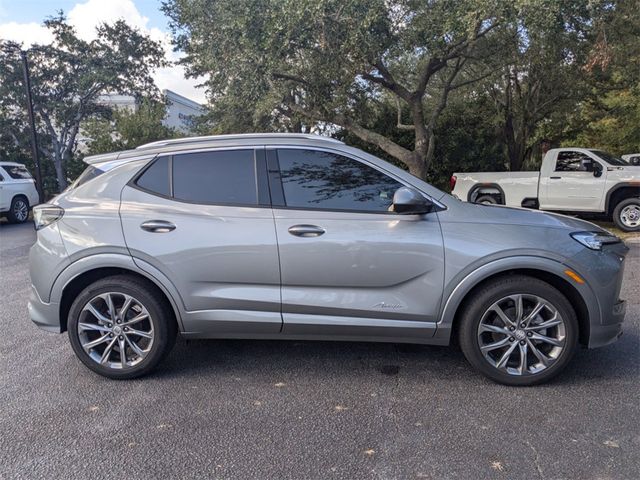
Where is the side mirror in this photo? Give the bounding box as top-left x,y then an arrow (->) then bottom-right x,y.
391,187 -> 434,214
593,164 -> 603,177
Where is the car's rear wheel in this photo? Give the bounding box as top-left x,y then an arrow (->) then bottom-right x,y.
458,275 -> 578,386
68,275 -> 177,379
613,198 -> 640,232
7,196 -> 29,224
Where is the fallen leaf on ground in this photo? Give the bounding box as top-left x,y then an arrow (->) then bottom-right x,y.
491,461 -> 504,472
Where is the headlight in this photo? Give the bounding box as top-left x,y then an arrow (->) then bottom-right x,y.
570,231 -> 620,250
33,204 -> 64,230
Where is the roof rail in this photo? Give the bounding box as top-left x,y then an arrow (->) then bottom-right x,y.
136,133 -> 343,150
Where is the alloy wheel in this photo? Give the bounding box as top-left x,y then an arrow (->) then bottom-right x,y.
477,294 -> 566,376
77,292 -> 155,369
13,200 -> 28,222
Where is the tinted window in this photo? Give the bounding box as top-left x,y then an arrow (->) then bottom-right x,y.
173,150 -> 257,205
67,165 -> 105,190
4,165 -> 32,179
277,149 -> 402,212
555,151 -> 598,172
136,156 -> 170,196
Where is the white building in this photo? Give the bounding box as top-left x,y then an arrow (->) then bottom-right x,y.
162,90 -> 205,132
97,89 -> 204,133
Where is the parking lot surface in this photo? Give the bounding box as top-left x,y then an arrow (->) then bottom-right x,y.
1,222 -> 638,479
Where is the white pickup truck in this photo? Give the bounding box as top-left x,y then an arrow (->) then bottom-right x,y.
451,148 -> 640,232
0,162 -> 40,224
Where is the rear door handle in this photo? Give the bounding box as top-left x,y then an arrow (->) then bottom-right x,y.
140,220 -> 176,233
550,176 -> 562,179
288,224 -> 325,237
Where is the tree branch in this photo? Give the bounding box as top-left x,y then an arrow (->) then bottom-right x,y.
362,61 -> 412,101
286,103 -> 414,165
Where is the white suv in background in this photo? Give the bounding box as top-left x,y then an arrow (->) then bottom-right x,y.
0,162 -> 40,224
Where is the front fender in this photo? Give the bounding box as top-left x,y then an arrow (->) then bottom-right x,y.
433,254 -> 600,344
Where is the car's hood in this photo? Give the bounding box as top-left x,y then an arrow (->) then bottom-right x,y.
445,199 -> 607,232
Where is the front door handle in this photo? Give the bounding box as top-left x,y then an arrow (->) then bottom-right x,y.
550,176 -> 562,179
288,224 -> 325,237
140,220 -> 176,233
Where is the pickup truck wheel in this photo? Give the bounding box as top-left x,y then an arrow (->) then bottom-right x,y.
475,195 -> 498,205
7,196 -> 29,224
458,275 -> 578,386
613,198 -> 640,232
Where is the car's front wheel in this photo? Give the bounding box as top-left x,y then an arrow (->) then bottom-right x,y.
613,197 -> 640,232
67,275 -> 177,379
458,275 -> 578,386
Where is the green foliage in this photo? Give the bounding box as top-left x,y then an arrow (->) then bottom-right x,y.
561,0 -> 640,156
164,0 -> 640,184
163,0 -> 509,178
0,14 -> 167,191
84,99 -> 178,155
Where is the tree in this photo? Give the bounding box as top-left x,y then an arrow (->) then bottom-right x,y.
83,98 -> 178,155
468,1 -> 596,171
562,0 -> 640,155
163,0 -> 507,179
0,14 -> 166,190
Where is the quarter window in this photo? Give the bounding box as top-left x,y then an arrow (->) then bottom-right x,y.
172,150 -> 257,205
135,156 -> 171,196
277,149 -> 402,212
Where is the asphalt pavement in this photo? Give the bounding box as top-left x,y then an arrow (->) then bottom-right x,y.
0,222 -> 638,479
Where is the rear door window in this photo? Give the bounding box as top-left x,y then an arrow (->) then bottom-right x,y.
172,150 -> 257,205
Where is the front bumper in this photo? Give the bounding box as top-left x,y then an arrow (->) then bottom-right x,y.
588,299 -> 626,348
28,285 -> 61,333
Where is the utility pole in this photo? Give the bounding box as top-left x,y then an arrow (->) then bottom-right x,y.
20,49 -> 44,203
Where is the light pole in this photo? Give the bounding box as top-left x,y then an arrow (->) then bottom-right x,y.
19,49 -> 44,203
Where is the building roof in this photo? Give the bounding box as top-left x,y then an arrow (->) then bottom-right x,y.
163,89 -> 204,111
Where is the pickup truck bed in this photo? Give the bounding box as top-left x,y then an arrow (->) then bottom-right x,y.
452,171 -> 539,205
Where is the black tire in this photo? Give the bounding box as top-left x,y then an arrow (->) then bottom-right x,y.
475,195 -> 498,205
7,196 -> 29,224
68,275 -> 177,379
458,275 -> 578,386
612,197 -> 640,232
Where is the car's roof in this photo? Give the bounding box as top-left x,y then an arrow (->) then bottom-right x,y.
0,162 -> 26,167
84,133 -> 344,165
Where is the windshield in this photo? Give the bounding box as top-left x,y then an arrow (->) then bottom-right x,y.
3,165 -> 33,179
590,150 -> 628,166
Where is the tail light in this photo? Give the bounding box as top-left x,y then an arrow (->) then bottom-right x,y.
33,204 -> 64,230
449,175 -> 457,191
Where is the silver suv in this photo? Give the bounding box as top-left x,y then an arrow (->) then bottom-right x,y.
28,134 -> 628,385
